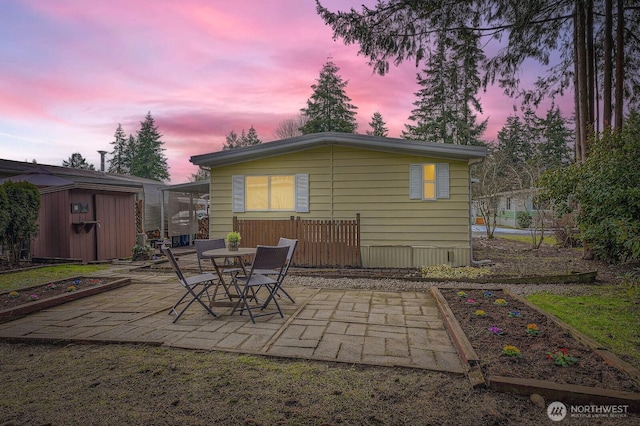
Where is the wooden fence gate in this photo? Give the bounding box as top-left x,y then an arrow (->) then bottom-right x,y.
233,214 -> 361,267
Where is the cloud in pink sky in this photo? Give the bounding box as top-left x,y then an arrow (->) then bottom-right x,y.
0,0 -> 572,183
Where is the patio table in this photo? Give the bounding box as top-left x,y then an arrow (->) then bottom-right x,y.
201,247 -> 257,308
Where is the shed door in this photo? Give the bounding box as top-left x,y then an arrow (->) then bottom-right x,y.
95,193 -> 136,260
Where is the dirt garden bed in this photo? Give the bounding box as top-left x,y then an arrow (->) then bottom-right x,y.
434,287 -> 640,410
0,276 -> 130,323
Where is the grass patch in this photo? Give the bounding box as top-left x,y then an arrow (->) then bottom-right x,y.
499,234 -> 558,246
526,286 -> 640,367
0,264 -> 109,292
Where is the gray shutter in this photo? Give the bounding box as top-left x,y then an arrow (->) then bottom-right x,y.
436,163 -> 450,199
409,164 -> 423,199
295,174 -> 309,213
232,175 -> 245,213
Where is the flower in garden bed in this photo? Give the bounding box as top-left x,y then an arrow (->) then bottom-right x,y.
456,291 -> 467,298
465,298 -> 476,304
526,323 -> 540,335
494,298 -> 507,306
488,326 -> 504,335
73,278 -> 81,285
66,285 -> 77,292
8,291 -> 20,298
547,348 -> 579,367
45,283 -> 57,290
29,294 -> 39,301
508,310 -> 522,318
474,309 -> 487,317
483,291 -> 494,298
502,345 -> 523,358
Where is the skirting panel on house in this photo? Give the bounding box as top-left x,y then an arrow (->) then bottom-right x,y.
360,246 -> 470,268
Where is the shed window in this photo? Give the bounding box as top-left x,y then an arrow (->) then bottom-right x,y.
409,163 -> 450,200
232,174 -> 309,213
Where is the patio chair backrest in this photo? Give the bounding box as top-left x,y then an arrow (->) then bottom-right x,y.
277,237 -> 298,263
163,248 -> 186,284
194,238 -> 226,272
249,245 -> 289,275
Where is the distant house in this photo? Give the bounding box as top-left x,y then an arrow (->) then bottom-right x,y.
0,159 -> 165,263
473,188 -> 553,229
190,132 -> 486,268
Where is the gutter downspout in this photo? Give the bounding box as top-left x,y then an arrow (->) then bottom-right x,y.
469,158 -> 492,266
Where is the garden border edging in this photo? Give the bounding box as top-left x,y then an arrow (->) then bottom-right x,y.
0,277 -> 131,323
431,286 -> 640,412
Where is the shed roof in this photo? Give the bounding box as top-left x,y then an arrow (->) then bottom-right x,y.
190,132 -> 487,168
0,158 -> 161,192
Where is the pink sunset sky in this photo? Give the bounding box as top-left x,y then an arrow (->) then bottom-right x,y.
0,0 -> 570,183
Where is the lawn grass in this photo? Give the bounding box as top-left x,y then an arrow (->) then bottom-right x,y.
526,285 -> 640,367
0,264 -> 109,292
499,234 -> 558,246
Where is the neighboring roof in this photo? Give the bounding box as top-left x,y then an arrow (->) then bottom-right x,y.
0,167 -> 74,187
190,132 -> 487,168
0,158 -> 164,193
162,180 -> 209,194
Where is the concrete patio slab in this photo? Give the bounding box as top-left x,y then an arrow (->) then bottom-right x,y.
0,263 -> 464,374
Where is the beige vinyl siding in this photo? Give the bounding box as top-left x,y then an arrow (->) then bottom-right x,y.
209,147 -> 334,238
208,145 -> 472,266
329,146 -> 470,247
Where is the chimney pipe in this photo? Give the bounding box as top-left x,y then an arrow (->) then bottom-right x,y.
98,150 -> 107,172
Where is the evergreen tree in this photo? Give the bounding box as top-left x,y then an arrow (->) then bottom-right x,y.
536,106 -> 574,168
366,111 -> 388,137
108,123 -> 128,174
242,126 -> 262,146
62,153 -> 95,170
317,1 -> 640,158
402,29 -> 487,145
222,126 -> 262,150
300,60 -> 358,134
222,130 -> 241,151
496,115 -> 533,166
124,134 -> 137,173
129,112 -> 169,181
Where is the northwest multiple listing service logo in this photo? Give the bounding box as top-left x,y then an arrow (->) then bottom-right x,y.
547,401 -> 629,421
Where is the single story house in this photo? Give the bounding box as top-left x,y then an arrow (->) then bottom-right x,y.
190,132 -> 487,268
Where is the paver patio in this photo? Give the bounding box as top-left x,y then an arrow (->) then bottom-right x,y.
0,261 -> 464,374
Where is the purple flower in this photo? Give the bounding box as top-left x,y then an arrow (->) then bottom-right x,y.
489,326 -> 504,335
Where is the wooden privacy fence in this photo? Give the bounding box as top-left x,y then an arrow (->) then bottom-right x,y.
233,214 -> 361,268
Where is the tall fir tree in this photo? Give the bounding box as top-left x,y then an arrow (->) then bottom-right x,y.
403,29 -> 487,145
129,112 -> 169,181
300,60 -> 358,134
537,105 -> 574,168
222,126 -> 262,151
108,123 -> 129,174
62,153 -> 95,170
366,111 -> 388,137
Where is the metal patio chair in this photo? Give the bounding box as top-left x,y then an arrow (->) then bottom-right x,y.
253,237 -> 298,304
230,245 -> 289,323
164,247 -> 217,322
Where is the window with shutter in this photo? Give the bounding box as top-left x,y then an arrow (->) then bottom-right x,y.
409,163 -> 450,201
232,174 -> 309,212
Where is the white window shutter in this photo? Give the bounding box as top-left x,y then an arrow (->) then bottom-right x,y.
295,174 -> 309,213
409,164 -> 423,199
436,163 -> 450,199
232,175 -> 245,213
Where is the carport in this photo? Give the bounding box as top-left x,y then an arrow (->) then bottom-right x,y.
160,180 -> 210,246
